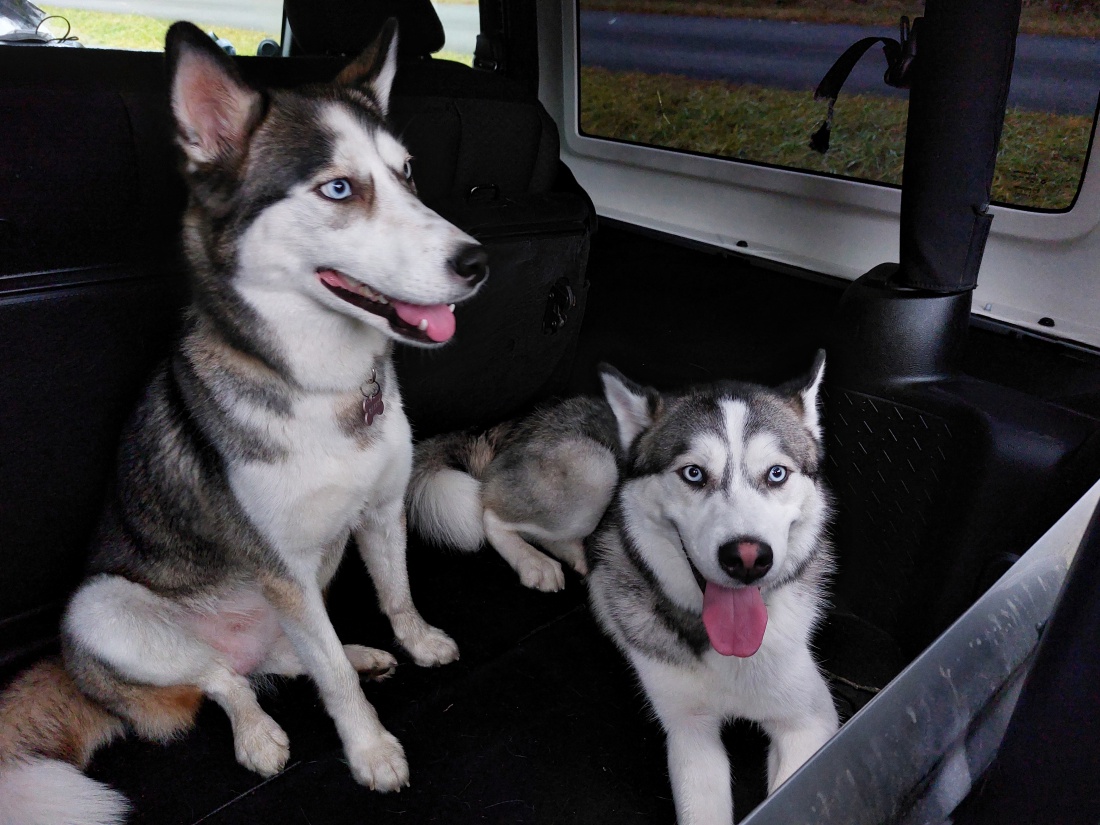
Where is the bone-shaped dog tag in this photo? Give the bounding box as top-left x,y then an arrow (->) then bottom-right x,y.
360,370 -> 385,427
363,391 -> 384,426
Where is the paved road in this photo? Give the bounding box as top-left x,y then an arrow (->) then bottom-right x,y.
580,11 -> 1100,115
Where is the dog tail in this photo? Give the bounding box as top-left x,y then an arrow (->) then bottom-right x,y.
0,658 -> 128,825
0,657 -> 201,825
408,423 -> 512,552
0,760 -> 127,825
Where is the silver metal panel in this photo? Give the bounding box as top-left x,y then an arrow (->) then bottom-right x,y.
741,478 -> 1100,825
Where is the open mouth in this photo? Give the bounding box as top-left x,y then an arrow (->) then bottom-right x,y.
685,554 -> 708,593
317,268 -> 457,344
674,525 -> 708,593
675,528 -> 768,658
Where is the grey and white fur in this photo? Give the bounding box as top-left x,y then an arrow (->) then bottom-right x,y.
407,397 -> 621,591
587,355 -> 839,825
0,20 -> 487,825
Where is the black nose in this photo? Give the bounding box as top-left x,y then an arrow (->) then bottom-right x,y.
450,244 -> 488,286
717,538 -> 773,585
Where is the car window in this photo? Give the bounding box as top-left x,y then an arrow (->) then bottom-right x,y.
19,0 -> 283,55
435,0 -> 477,64
577,0 -> 1099,211
18,1 -> 479,62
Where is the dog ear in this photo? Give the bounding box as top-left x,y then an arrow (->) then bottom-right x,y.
599,364 -> 659,452
793,349 -> 826,440
336,18 -> 399,115
166,22 -> 262,168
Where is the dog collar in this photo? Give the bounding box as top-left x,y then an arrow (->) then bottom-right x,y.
360,369 -> 384,426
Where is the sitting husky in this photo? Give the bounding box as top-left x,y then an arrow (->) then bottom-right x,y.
408,397 -> 620,591
0,20 -> 487,825
587,354 -> 839,825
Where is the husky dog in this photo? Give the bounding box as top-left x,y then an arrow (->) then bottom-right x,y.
588,354 -> 839,825
407,397 -> 620,591
0,20 -> 487,825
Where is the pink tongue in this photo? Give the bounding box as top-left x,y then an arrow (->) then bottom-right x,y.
391,300 -> 456,343
702,583 -> 768,657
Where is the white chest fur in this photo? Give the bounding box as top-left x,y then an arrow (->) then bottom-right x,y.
631,583 -> 824,722
228,384 -> 412,556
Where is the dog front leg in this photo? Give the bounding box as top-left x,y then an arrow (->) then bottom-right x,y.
262,574 -> 409,791
664,714 -> 734,825
762,656 -> 838,792
355,503 -> 459,667
636,657 -> 733,825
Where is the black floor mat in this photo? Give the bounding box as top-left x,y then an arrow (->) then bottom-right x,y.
80,529 -> 905,824
195,606 -> 683,825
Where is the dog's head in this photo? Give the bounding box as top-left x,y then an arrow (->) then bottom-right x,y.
599,351 -> 830,657
166,20 -> 485,348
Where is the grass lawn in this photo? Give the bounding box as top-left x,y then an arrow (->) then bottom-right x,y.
579,66 -> 1093,209
580,0 -> 1100,39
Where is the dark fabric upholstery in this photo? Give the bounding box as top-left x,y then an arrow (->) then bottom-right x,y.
285,0 -> 445,58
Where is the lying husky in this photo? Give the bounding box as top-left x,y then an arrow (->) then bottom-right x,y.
408,397 -> 620,591
588,355 -> 839,825
0,20 -> 486,825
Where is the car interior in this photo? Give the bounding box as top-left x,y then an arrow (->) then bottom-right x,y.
1,0 -> 1098,822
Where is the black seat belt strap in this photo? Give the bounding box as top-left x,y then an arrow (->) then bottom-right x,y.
474,0 -> 505,72
810,17 -> 919,153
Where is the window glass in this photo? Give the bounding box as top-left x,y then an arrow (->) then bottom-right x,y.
16,1 -> 478,60
13,0 -> 282,54
433,0 -> 477,65
578,1 -> 1099,210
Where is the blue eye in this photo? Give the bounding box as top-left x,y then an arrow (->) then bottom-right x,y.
679,465 -> 706,487
319,178 -> 353,200
403,159 -> 413,181
767,465 -> 788,486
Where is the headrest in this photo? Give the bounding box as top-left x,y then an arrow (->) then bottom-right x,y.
285,0 -> 446,59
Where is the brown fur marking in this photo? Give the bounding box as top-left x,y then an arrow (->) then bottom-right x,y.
64,644 -> 203,744
336,390 -> 381,447
351,176 -> 377,217
0,658 -> 124,769
259,573 -> 308,621
119,683 -> 202,742
461,423 -> 514,480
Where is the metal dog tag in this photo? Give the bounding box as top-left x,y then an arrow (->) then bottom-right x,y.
361,371 -> 384,426
363,392 -> 384,426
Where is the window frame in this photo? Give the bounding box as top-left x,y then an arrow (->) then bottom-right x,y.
541,1 -> 1100,350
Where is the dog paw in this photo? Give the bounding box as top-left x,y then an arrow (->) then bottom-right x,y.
347,732 -> 410,792
517,554 -> 565,592
404,625 -> 460,668
235,713 -> 290,777
344,645 -> 398,681
392,613 -> 460,667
